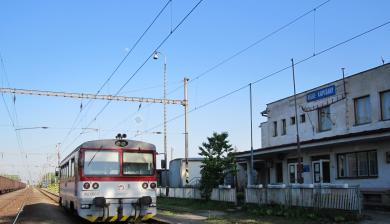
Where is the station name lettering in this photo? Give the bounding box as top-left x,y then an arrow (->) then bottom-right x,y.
306,85 -> 336,102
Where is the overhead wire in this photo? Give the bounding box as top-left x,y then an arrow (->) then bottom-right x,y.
110,80 -> 184,131
132,0 -> 332,133
0,50 -> 32,183
143,20 -> 390,132
131,0 -> 331,121
167,0 -> 331,96
58,0 -> 173,149
62,0 -> 205,154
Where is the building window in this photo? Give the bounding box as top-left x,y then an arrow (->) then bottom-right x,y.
354,95 -> 371,125
300,114 -> 305,123
276,162 -> 283,183
337,150 -> 378,178
318,106 -> 331,132
380,90 -> 390,120
272,121 -> 278,137
281,119 -> 286,135
290,116 -> 295,125
368,151 -> 378,176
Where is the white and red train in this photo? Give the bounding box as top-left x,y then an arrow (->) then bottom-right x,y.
58,138 -> 157,222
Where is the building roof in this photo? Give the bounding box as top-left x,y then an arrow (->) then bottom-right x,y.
235,127 -> 390,157
266,62 -> 390,106
170,158 -> 203,162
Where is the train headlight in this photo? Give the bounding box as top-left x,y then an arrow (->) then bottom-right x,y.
142,182 -> 148,189
83,182 -> 90,190
92,182 -> 99,189
81,204 -> 91,209
150,183 -> 157,189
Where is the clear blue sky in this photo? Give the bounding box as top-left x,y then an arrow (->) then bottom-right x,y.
1,0 -> 389,183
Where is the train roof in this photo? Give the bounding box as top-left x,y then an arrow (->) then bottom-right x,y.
79,139 -> 156,150
60,139 -> 156,164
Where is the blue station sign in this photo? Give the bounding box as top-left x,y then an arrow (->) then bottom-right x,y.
306,85 -> 336,102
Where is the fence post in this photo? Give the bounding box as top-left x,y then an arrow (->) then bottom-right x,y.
234,188 -> 237,205
357,186 -> 362,214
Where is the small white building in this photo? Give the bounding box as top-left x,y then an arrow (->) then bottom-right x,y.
168,158 -> 203,188
235,63 -> 390,207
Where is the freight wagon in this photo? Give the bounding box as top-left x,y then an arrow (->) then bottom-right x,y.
0,176 -> 26,194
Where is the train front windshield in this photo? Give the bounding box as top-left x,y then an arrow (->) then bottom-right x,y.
84,151 -> 120,175
123,152 -> 154,176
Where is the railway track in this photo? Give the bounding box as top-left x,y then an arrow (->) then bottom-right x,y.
0,187 -> 31,224
36,188 -> 169,224
37,187 -> 59,203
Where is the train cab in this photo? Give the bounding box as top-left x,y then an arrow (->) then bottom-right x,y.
59,136 -> 157,222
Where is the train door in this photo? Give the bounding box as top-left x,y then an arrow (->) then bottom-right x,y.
288,163 -> 298,184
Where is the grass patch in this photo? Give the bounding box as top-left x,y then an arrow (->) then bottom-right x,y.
158,210 -> 176,216
157,197 -> 360,224
206,216 -> 260,224
157,197 -> 236,212
242,204 -> 360,223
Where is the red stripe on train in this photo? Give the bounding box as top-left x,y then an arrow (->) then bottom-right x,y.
80,176 -> 157,181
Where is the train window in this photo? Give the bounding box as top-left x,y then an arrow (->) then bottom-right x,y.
66,162 -> 69,178
123,152 -> 154,175
70,158 -> 75,177
83,151 -> 120,176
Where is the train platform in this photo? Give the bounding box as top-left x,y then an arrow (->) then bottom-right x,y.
1,187 -> 169,224
0,187 -> 30,224
15,187 -> 83,224
0,187 -> 83,224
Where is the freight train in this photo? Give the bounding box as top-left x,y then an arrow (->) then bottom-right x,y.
0,175 -> 26,194
58,137 -> 157,222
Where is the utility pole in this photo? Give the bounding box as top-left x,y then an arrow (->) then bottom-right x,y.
153,51 -> 169,188
342,68 -> 349,131
163,56 -> 168,175
170,147 -> 174,162
153,51 -> 171,190
56,143 -> 61,184
56,143 -> 61,166
249,83 -> 254,185
184,77 -> 189,184
291,58 -> 303,184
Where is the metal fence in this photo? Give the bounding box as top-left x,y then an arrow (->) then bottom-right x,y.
157,187 -> 237,203
245,185 -> 362,213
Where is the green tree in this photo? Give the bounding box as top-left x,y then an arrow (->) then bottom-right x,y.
198,132 -> 236,200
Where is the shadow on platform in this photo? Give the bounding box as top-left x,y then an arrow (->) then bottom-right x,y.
16,203 -> 88,224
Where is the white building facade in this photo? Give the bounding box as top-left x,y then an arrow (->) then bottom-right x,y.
235,63 -> 390,207
168,158 -> 203,188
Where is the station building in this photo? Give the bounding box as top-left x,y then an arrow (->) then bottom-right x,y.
235,63 -> 390,207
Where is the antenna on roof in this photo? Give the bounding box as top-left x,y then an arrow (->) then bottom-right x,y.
342,68 -> 346,97
381,56 -> 385,65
